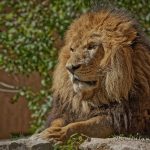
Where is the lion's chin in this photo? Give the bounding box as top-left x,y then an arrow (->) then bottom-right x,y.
72,77 -> 97,93
68,74 -> 97,92
73,83 -> 93,93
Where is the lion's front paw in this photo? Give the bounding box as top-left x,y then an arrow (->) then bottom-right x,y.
39,126 -> 71,142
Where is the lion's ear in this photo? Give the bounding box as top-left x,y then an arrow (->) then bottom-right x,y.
104,47 -> 134,101
118,22 -> 137,43
100,22 -> 137,68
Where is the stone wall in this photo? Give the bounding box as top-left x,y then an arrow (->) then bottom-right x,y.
80,137 -> 150,150
0,137 -> 150,150
0,138 -> 53,150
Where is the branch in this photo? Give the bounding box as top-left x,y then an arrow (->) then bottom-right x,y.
0,88 -> 19,93
0,81 -> 20,93
0,81 -> 18,89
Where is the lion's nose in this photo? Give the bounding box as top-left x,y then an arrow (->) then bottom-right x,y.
66,64 -> 81,74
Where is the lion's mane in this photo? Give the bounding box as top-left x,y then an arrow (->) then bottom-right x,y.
48,8 -> 150,134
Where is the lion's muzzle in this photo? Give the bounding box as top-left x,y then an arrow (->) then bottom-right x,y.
66,63 -> 81,74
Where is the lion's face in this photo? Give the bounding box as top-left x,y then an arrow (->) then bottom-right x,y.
66,33 -> 104,93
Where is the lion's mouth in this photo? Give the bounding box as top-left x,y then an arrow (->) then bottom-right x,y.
73,76 -> 97,86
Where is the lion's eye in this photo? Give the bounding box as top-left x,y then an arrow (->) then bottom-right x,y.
70,47 -> 74,52
87,44 -> 98,50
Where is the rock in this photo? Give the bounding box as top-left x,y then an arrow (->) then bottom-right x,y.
79,137 -> 150,150
0,138 -> 53,150
0,137 -> 150,150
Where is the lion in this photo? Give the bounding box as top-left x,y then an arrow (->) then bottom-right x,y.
38,7 -> 150,142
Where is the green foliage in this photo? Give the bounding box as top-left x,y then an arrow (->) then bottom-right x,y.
113,0 -> 150,35
53,134 -> 87,150
0,0 -> 150,133
0,0 -> 88,133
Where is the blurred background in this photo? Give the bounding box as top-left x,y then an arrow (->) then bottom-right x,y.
0,0 -> 150,139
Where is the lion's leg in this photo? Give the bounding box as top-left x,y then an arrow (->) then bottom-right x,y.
40,115 -> 114,142
68,115 -> 114,138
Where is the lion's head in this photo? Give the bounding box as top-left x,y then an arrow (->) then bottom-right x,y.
52,8 -> 150,114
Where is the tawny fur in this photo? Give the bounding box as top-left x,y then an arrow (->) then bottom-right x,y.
43,8 -> 150,140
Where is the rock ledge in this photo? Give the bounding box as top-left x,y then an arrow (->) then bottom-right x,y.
0,137 -> 150,150
0,138 -> 53,150
80,137 -> 150,150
